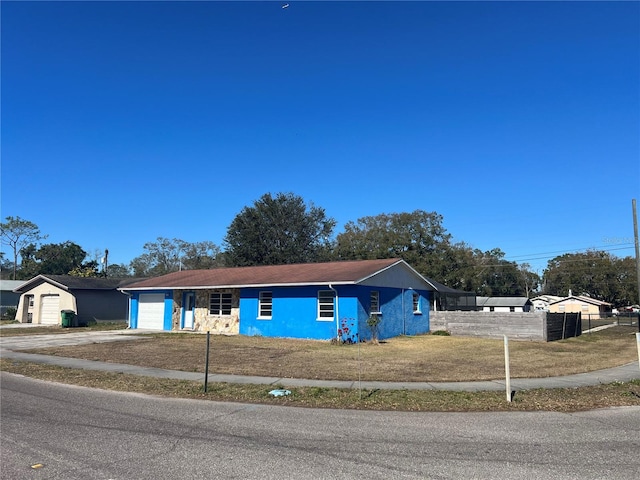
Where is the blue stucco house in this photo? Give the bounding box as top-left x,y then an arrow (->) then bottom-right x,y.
120,258 -> 440,341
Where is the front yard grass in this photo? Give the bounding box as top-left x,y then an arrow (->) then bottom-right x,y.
3,325 -> 639,412
16,325 -> 640,382
2,358 -> 639,412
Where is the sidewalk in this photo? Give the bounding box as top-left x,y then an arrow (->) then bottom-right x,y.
1,329 -> 639,392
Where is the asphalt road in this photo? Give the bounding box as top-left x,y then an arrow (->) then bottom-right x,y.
2,373 -> 640,479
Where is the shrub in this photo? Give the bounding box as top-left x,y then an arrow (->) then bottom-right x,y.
1,307 -> 17,320
367,314 -> 381,344
430,330 -> 450,336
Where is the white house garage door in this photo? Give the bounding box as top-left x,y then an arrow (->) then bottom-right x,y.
40,295 -> 60,325
137,294 -> 166,330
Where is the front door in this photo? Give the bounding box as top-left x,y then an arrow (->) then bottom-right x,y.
183,292 -> 195,330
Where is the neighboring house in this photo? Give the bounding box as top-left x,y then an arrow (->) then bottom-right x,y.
14,275 -> 139,325
548,295 -> 612,319
120,258 -> 440,341
476,297 -> 533,313
531,295 -> 563,312
1,280 -> 23,317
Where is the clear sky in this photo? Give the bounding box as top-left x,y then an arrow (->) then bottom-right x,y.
2,0 -> 639,274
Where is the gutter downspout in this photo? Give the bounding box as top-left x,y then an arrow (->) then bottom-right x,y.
329,284 -> 339,339
402,288 -> 405,335
118,289 -> 132,329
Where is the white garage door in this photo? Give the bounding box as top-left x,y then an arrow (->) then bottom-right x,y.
40,295 -> 60,325
137,294 -> 166,330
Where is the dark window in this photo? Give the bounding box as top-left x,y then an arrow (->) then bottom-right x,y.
210,292 -> 232,315
259,291 -> 273,318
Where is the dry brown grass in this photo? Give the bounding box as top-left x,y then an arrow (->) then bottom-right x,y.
21,326 -> 639,382
2,358 -> 639,412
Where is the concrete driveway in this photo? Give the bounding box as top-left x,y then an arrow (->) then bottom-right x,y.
0,328 -> 156,351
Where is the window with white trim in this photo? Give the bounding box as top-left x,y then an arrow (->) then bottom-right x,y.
412,293 -> 421,314
317,290 -> 335,320
370,291 -> 380,314
259,291 -> 273,318
209,292 -> 232,315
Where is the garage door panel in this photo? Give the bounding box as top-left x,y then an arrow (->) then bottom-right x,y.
138,294 -> 165,330
40,295 -> 60,325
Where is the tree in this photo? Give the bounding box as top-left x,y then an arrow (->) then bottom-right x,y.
224,192 -> 336,266
517,263 -> 541,298
130,237 -> 183,277
334,210 -> 453,277
0,216 -> 47,279
19,241 -> 95,278
469,248 -> 526,297
105,263 -> 133,278
0,252 -> 15,280
542,250 -> 636,306
130,238 -> 222,277
332,210 -> 537,296
180,241 -> 223,270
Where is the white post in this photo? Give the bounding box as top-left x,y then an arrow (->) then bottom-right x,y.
636,333 -> 640,371
504,335 -> 512,402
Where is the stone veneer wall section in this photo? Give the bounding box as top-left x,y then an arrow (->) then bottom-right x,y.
172,290 -> 240,334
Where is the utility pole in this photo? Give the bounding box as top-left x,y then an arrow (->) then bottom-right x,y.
633,199 -> 640,332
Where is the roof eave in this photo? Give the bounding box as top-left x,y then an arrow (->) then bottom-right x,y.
13,274 -> 71,293
119,280 -> 357,292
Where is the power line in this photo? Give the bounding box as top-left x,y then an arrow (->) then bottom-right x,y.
504,245 -> 634,264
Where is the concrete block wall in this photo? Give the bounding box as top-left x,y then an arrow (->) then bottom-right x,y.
430,311 -> 547,341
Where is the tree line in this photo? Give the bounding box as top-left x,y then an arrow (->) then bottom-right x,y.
1,192 -> 638,306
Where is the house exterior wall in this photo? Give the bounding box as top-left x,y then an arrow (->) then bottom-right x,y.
74,290 -> 130,324
0,282 -> 21,316
238,285 -> 430,341
15,283 -> 76,324
353,286 -> 430,340
239,286 -> 339,340
482,306 -> 525,313
549,299 -> 602,317
172,289 -> 240,334
532,300 -> 548,312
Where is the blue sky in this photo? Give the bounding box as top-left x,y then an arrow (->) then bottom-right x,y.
2,1 -> 639,274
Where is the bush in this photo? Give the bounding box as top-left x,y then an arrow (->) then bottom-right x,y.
1,307 -> 17,320
430,330 -> 450,336
367,314 -> 381,344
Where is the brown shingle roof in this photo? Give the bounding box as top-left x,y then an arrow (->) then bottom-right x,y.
14,275 -> 143,292
121,259 -> 406,290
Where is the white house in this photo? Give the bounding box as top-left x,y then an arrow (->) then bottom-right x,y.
476,296 -> 533,313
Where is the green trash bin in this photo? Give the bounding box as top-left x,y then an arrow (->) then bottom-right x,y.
61,310 -> 76,328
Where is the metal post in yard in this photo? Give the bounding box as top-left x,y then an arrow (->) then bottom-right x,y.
636,333 -> 640,371
204,331 -> 210,393
357,333 -> 361,399
632,199 -> 640,333
504,335 -> 512,402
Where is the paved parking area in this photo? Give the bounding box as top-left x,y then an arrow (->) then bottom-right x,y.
0,329 -> 156,351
